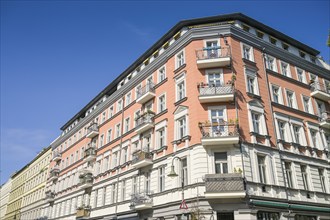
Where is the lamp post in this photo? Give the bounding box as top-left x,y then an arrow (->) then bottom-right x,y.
167,156 -> 184,201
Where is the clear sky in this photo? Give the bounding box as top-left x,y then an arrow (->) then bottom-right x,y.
1,0 -> 329,185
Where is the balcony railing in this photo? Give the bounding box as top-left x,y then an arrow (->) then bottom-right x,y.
319,112 -> 330,129
84,145 -> 97,162
195,46 -> 231,68
136,82 -> 156,104
48,167 -> 60,181
86,123 -> 99,138
132,151 -> 153,168
52,151 -> 61,162
45,191 -> 55,203
76,206 -> 91,218
199,122 -> 239,145
137,82 -> 155,100
130,191 -> 153,210
198,83 -> 234,103
204,173 -> 245,199
135,112 -> 155,134
79,173 -> 93,189
310,81 -> 330,101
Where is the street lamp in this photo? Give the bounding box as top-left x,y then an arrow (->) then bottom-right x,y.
167,156 -> 184,200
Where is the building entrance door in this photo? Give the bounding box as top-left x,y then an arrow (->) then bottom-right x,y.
217,212 -> 234,220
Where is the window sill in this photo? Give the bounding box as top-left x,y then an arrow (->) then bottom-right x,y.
154,77 -> 168,89
266,69 -> 310,89
249,132 -> 271,139
246,92 -> 261,99
152,145 -> 168,154
174,63 -> 186,74
242,58 -> 257,66
174,97 -> 188,106
272,102 -> 319,120
154,109 -> 168,119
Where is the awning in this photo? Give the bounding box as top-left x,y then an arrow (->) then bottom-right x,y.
250,199 -> 289,209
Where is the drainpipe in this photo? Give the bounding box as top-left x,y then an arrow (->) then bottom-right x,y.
261,48 -> 290,215
114,93 -> 125,218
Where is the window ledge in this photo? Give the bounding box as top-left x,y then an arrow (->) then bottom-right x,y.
242,58 -> 257,66
249,132 -> 271,139
266,69 -> 310,89
272,102 -> 319,120
174,97 -> 188,106
154,78 -> 168,89
152,145 -> 168,154
174,64 -> 186,74
246,92 -> 261,99
154,109 -> 168,119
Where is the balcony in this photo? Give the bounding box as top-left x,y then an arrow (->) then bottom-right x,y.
48,167 -> 60,182
319,112 -> 330,129
195,46 -> 231,69
310,81 -> 330,102
136,82 -> 156,104
84,145 -> 97,162
199,122 -> 239,146
86,123 -> 99,139
52,151 -> 61,162
204,173 -> 245,199
132,151 -> 153,169
79,173 -> 93,190
45,190 -> 55,203
135,112 -> 155,134
130,191 -> 153,210
198,83 -> 234,103
76,206 -> 91,219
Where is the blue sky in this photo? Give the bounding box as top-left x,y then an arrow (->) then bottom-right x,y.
1,1 -> 329,184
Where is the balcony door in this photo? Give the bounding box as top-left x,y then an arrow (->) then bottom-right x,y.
316,100 -> 326,116
209,108 -> 226,136
207,69 -> 223,87
205,40 -> 219,58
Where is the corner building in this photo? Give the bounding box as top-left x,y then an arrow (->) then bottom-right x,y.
42,13 -> 330,220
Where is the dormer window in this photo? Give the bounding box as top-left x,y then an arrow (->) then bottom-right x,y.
282,43 -> 289,51
242,24 -> 250,32
256,31 -> 264,39
299,51 -> 306,59
269,37 -> 277,45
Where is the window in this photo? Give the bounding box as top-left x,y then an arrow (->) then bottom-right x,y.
122,147 -> 127,163
99,134 -> 104,147
177,117 -> 187,139
256,31 -> 264,39
121,180 -> 126,201
94,189 -> 98,208
293,125 -> 301,145
272,85 -> 281,103
143,134 -> 151,152
176,51 -> 185,68
177,81 -> 185,101
282,43 -> 289,51
278,121 -> 286,141
280,62 -> 291,77
145,172 -> 150,192
296,68 -> 306,83
247,75 -> 256,94
124,118 -> 130,133
117,100 -> 123,112
242,24 -> 250,32
214,152 -> 228,174
269,37 -> 277,45
103,156 -> 109,172
157,128 -> 165,148
102,187 -> 106,205
111,184 -> 116,203
80,147 -> 84,159
285,162 -> 293,188
242,44 -> 254,61
107,129 -> 112,143
158,95 -> 166,113
101,112 -> 106,123
126,93 -> 131,106
266,55 -> 277,72
112,152 -> 118,168
302,96 -> 312,113
159,167 -> 165,192
96,160 -> 101,175
319,169 -> 326,193
158,66 -> 166,83
132,176 -> 137,194
251,112 -> 261,134
115,123 -> 121,138
108,106 -> 114,118
286,90 -> 295,108
135,83 -> 142,98
299,51 -> 306,59
257,155 -> 266,184
257,212 -> 280,220
301,165 -> 309,190
207,69 -> 223,86
310,129 -> 318,147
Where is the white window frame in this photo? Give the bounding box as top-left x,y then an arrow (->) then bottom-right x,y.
280,61 -> 291,77
175,50 -> 185,69
174,106 -> 189,140
115,123 -> 121,138
158,65 -> 166,83
124,117 -> 130,133
301,95 -> 314,114
270,84 -> 283,104
175,72 -> 186,102
125,92 -> 132,106
206,68 -> 224,86
157,93 -> 166,113
285,89 -> 297,109
247,102 -> 267,136
295,67 -> 307,84
241,43 -> 254,62
266,55 -> 278,72
245,68 -> 259,95
108,106 -> 114,119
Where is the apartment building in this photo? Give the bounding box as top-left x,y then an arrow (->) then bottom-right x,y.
0,178 -> 12,219
40,13 -> 330,220
4,146 -> 52,220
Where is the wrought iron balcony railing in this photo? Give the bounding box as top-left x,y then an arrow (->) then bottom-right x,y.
136,82 -> 155,100
130,191 -> 153,207
199,122 -> 239,138
198,84 -> 234,96
310,81 -> 330,94
132,151 -> 153,164
196,46 -> 231,60
135,113 -> 154,128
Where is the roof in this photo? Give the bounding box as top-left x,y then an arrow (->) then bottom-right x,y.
60,12 -> 321,131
